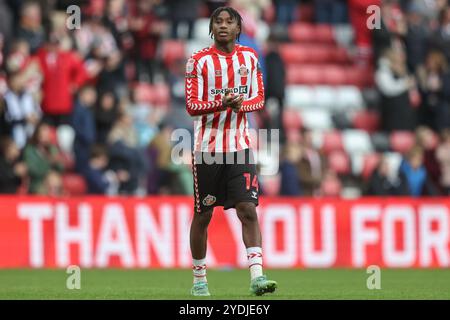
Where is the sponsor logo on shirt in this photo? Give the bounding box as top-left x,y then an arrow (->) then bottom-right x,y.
210,86 -> 248,96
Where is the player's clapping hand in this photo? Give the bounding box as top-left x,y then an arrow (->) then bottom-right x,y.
222,92 -> 244,113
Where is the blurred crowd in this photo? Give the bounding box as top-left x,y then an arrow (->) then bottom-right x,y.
0,0 -> 449,197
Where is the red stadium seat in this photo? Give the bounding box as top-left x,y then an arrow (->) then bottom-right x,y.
322,131 -> 343,154
161,39 -> 186,67
331,47 -> 350,64
362,153 -> 382,180
152,83 -> 170,107
308,45 -> 333,63
62,174 -> 87,196
48,126 -> 58,146
283,110 -> 302,130
279,44 -> 311,64
353,110 -> 381,133
390,131 -> 416,154
345,67 -> 366,87
286,65 -> 323,85
328,150 -> 351,175
322,65 -> 347,85
133,82 -> 154,104
314,25 -> 335,44
288,23 -> 316,42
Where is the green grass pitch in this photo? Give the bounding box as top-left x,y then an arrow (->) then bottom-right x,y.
0,269 -> 449,300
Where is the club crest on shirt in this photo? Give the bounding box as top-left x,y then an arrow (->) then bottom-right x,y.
238,64 -> 249,76
186,58 -> 195,74
202,194 -> 216,206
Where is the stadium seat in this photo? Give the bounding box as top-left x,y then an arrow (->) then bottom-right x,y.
352,110 -> 381,132
286,65 -> 323,85
279,44 -> 311,64
314,85 -> 336,110
342,129 -> 373,155
286,85 -> 315,109
334,86 -> 364,111
152,83 -> 170,107
330,46 -> 351,64
193,18 -> 211,41
57,125 -> 75,154
390,131 -> 416,154
333,24 -> 354,47
308,45 -> 334,63
345,66 -> 367,87
161,39 -> 186,67
328,150 -> 351,175
48,126 -> 58,146
371,132 -> 391,152
185,39 -> 212,57
362,153 -> 382,180
288,23 -> 316,42
62,174 -> 87,196
321,130 -> 343,154
314,24 -> 335,44
282,110 -> 302,130
300,109 -> 333,130
322,65 -> 347,86
351,152 -> 381,178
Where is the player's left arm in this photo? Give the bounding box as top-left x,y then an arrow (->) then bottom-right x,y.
240,57 -> 264,113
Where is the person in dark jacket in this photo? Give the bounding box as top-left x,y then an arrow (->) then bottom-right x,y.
264,34 -> 286,143
280,142 -> 302,196
72,85 -> 97,173
366,157 -> 409,196
0,137 -> 27,193
95,90 -> 119,145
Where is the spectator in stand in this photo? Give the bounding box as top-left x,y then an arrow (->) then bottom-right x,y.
95,90 -> 120,145
82,144 -> 129,195
37,169 -> 63,196
147,122 -> 174,194
16,1 -> 46,54
279,142 -> 302,196
315,0 -> 348,24
274,0 -> 298,26
2,71 -> 41,149
129,0 -> 165,83
320,169 -> 342,197
72,85 -> 97,173
436,128 -> 450,195
297,129 -> 326,196
166,0 -> 201,39
398,145 -> 439,196
415,126 -> 441,191
372,0 -> 408,64
375,47 -> 418,131
264,33 -> 286,143
0,0 -> 13,54
0,137 -> 27,193
23,122 -> 64,194
365,156 -> 409,196
417,49 -> 450,131
107,111 -> 148,194
404,2 -> 431,73
35,31 -> 88,127
428,5 -> 450,63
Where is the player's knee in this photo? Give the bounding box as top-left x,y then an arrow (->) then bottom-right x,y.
236,202 -> 257,224
193,210 -> 213,227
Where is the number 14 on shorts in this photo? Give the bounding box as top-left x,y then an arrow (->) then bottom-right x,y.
243,173 -> 259,192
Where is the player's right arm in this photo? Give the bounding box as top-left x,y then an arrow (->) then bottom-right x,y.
185,57 -> 225,116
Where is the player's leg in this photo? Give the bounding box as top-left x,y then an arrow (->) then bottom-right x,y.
235,201 -> 277,295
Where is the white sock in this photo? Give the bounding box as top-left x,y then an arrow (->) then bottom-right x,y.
192,258 -> 207,284
246,247 -> 263,280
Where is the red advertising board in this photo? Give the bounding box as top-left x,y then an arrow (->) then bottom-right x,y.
0,196 -> 449,268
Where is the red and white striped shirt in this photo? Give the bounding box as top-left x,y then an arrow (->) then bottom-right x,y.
185,44 -> 264,153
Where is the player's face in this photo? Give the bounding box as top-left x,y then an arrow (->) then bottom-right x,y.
212,11 -> 240,43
